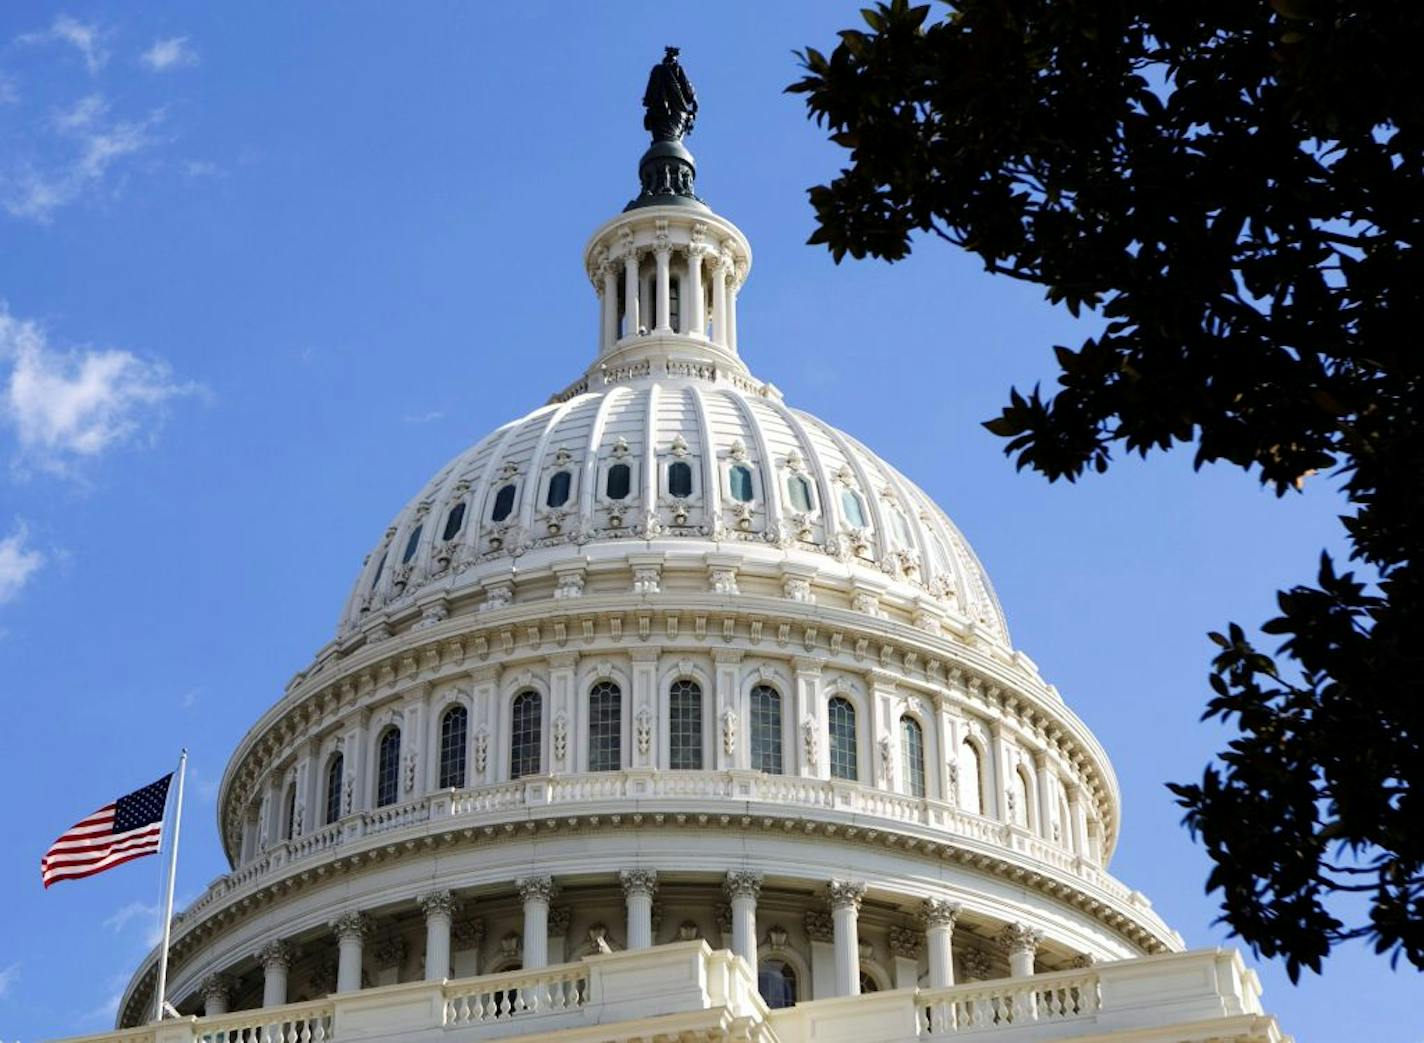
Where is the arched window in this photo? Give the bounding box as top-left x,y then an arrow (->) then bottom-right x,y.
667,461 -> 693,498
375,728 -> 401,808
959,739 -> 984,815
900,716 -> 926,798
786,473 -> 814,513
1058,791 -> 1072,848
840,489 -> 867,528
439,705 -> 468,790
283,784 -> 297,841
889,509 -> 913,547
749,684 -> 783,774
510,691 -> 542,779
546,471 -> 571,508
441,501 -> 467,541
369,551 -> 387,592
669,678 -> 703,769
401,524 -> 423,564
606,463 -> 631,500
728,464 -> 754,502
324,753 -> 344,825
1012,766 -> 1032,829
588,681 -> 622,772
758,958 -> 797,1009
828,696 -> 858,781
491,483 -> 517,522
859,972 -> 880,994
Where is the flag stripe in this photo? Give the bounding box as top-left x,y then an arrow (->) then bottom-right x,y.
41,773 -> 172,889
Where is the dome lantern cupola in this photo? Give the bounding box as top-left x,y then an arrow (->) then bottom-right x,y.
578,49 -> 753,388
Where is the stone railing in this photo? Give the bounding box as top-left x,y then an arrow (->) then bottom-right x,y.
178,770 -> 1163,943
61,948 -> 1283,1043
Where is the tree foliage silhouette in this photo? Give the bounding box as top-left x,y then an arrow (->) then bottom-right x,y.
789,0 -> 1423,978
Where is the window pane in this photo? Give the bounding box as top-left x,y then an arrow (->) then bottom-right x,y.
960,740 -> 983,815
284,786 -> 297,841
787,474 -> 813,513
859,972 -> 879,994
511,691 -> 542,779
841,490 -> 867,528
546,471 -> 571,508
900,716 -> 926,798
491,484 -> 517,522
402,524 -> 423,564
891,510 -> 913,546
729,464 -> 754,502
369,551 -> 387,592
439,705 -> 468,789
668,461 -> 692,498
376,728 -> 401,807
588,681 -> 622,772
325,753 -> 344,825
669,679 -> 703,769
758,960 -> 797,1009
750,684 -> 783,774
828,697 -> 858,781
606,463 -> 631,500
442,501 -> 467,541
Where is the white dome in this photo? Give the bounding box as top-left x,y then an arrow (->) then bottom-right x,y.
338,367 -> 1010,648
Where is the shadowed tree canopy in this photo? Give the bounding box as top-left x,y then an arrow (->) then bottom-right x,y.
789,0 -> 1423,979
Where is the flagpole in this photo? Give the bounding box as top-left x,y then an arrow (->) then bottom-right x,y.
153,749 -> 187,1023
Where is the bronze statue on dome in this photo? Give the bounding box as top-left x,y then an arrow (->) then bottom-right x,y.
643,47 -> 698,142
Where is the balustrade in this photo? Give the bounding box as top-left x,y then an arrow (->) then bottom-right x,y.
193,1001 -> 334,1043
443,963 -> 589,1025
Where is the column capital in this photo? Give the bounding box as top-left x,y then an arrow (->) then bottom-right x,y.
828,879 -> 867,912
329,911 -> 371,943
997,921 -> 1044,957
619,868 -> 659,898
516,875 -> 556,904
199,973 -> 234,1003
723,870 -> 763,901
418,890 -> 459,920
919,898 -> 961,930
257,939 -> 294,970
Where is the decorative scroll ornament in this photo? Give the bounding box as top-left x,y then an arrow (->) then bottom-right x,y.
619,868 -> 659,897
959,947 -> 993,982
721,706 -> 738,755
827,879 -> 867,912
803,909 -> 834,943
516,875 -> 556,904
889,926 -> 922,959
998,921 -> 1044,957
418,890 -> 459,920
635,708 -> 654,754
801,715 -> 819,770
723,870 -> 763,901
330,911 -> 371,942
553,713 -> 569,763
920,898 -> 961,930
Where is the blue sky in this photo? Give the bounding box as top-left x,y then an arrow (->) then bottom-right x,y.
0,4 -> 1411,1040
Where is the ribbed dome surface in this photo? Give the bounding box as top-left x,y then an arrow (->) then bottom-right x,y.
339,365 -> 1009,646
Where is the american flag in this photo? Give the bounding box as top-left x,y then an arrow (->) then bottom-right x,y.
41,773 -> 173,888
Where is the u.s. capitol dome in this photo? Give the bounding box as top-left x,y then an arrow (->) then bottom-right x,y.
98,54 -> 1284,1043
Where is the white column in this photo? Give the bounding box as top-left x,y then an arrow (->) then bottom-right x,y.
1069,786 -> 1089,857
1034,752 -> 1054,840
726,266 -> 740,352
710,256 -> 729,346
620,869 -> 658,950
518,876 -> 555,969
199,974 -> 232,1017
724,871 -> 762,980
601,263 -> 617,351
685,246 -> 706,336
331,912 -> 370,993
258,941 -> 292,1007
990,722 -> 1012,822
829,880 -> 866,996
1002,922 -> 1042,978
921,899 -> 960,988
420,890 -> 457,982
654,246 -> 672,332
623,252 -> 640,338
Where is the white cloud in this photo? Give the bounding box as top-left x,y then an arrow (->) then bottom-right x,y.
102,900 -> 157,935
0,73 -> 18,106
0,961 -> 18,999
140,37 -> 197,72
17,15 -> 109,75
403,410 -> 445,424
0,306 -> 200,474
1,97 -> 161,222
0,521 -> 43,605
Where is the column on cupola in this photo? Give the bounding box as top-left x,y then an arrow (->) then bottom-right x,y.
1002,922 -> 1042,979
420,891 -> 458,982
1034,751 -> 1055,841
258,941 -> 293,1007
654,231 -> 672,332
933,698 -> 956,803
601,261 -> 618,351
199,974 -> 232,1017
710,251 -> 730,347
921,899 -> 960,988
990,721 -> 1013,823
331,912 -> 370,992
1068,784 -> 1089,858
792,660 -> 824,779
620,869 -> 658,950
724,871 -> 762,980
726,262 -> 740,352
828,880 -> 866,996
517,876 -> 555,969
685,244 -> 706,337
713,650 -> 743,770
623,248 -> 641,338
